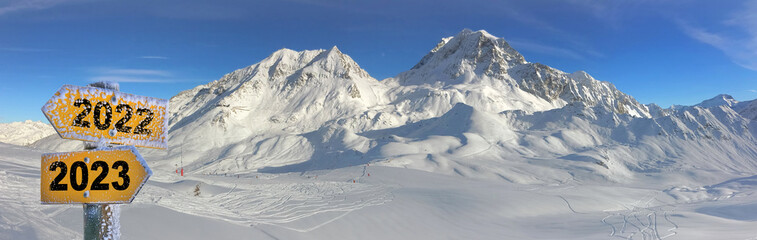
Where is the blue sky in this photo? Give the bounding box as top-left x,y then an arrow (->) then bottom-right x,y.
1,0 -> 756,123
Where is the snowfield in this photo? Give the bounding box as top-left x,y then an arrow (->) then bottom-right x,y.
3,142 -> 757,239
3,29 -> 757,239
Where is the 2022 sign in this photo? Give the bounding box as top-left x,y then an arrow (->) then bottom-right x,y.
42,85 -> 168,149
71,98 -> 154,136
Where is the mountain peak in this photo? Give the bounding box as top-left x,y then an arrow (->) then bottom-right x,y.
568,71 -> 599,85
459,28 -> 496,39
697,94 -> 739,108
313,45 -> 345,61
399,29 -> 527,85
271,47 -> 298,55
416,29 -> 526,69
327,45 -> 341,53
265,48 -> 307,63
304,46 -> 369,80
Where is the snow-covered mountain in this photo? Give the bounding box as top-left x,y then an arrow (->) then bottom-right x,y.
385,29 -> 650,120
0,120 -> 55,146
146,46 -> 391,172
31,29 -> 757,186
695,94 -> 757,120
169,46 -> 387,135
697,94 -> 739,108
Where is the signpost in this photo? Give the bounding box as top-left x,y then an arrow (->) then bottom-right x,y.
41,82 -> 167,240
42,84 -> 169,149
40,146 -> 152,204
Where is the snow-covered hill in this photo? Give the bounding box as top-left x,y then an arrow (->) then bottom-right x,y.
32,29 -> 757,188
0,120 -> 55,146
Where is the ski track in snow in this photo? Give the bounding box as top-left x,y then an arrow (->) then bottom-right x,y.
0,157 -> 81,239
601,194 -> 679,240
138,174 -> 393,232
558,195 -> 584,214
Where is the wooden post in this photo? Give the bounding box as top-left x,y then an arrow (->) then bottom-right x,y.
83,81 -> 121,240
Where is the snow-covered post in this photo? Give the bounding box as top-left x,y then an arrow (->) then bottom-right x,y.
83,204 -> 120,239
83,81 -> 121,240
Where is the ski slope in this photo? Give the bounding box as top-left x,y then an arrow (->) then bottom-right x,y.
3,142 -> 757,239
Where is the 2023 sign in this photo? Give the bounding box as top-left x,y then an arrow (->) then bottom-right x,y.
40,147 -> 152,204
48,160 -> 130,192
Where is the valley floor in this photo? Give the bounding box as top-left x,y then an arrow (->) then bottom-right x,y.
1,143 -> 756,240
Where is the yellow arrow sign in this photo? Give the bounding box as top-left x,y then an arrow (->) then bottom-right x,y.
42,85 -> 168,149
41,146 -> 152,204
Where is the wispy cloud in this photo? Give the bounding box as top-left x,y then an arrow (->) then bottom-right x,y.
679,0 -> 757,71
89,76 -> 176,83
139,56 -> 169,60
0,47 -> 52,52
90,68 -> 177,83
507,40 -> 590,60
97,68 -> 172,77
748,89 -> 757,93
0,0 -> 81,16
